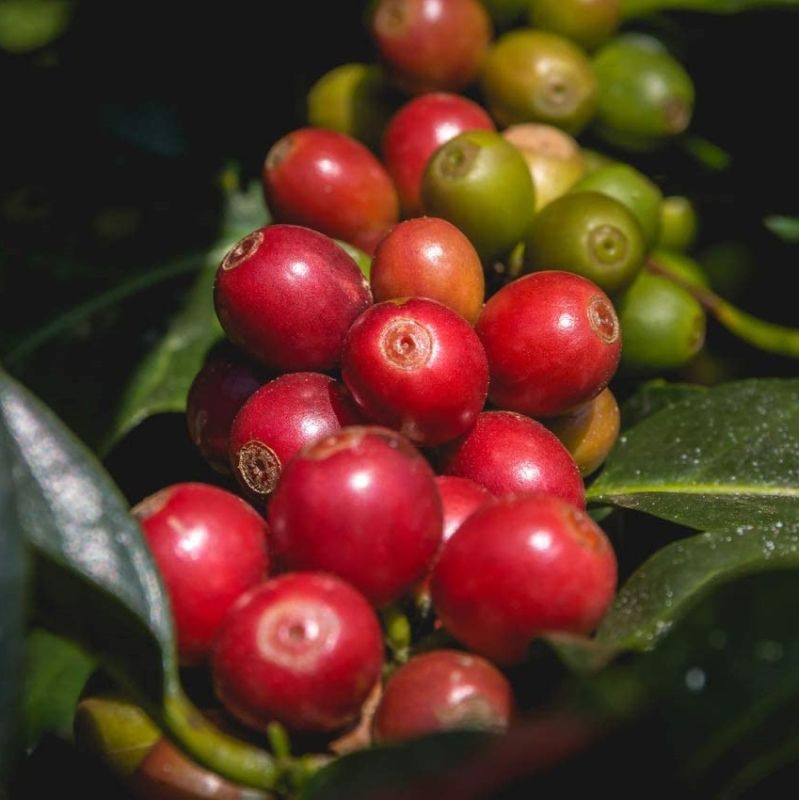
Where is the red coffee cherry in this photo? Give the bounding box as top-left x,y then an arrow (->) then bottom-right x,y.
186,348 -> 265,474
436,475 -> 494,545
476,271 -> 621,417
212,573 -> 384,733
439,411 -> 585,508
213,224 -> 372,372
382,93 -> 495,216
268,426 -> 443,607
370,0 -> 492,95
372,649 -> 514,743
341,298 -> 489,445
370,217 -> 486,324
431,493 -> 617,664
229,372 -> 363,500
132,483 -> 269,666
262,128 -> 399,254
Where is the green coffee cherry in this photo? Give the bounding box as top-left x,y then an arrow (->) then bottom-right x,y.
307,63 -> 397,150
651,248 -> 709,289
524,191 -> 645,293
571,163 -> 663,247
593,33 -> 695,152
422,129 -> 535,263
582,148 -> 616,174
528,0 -> 621,51
480,29 -> 598,134
658,195 -> 698,252
618,268 -> 706,373
336,239 -> 373,279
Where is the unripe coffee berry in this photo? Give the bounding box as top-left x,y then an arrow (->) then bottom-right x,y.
213,224 -> 372,372
262,128 -> 399,254
342,298 -> 489,445
132,483 -> 269,665
372,649 -> 514,742
212,573 -> 384,733
476,271 -> 621,418
382,92 -> 495,216
229,372 -> 363,499
431,493 -> 617,664
439,410 -> 585,508
269,427 -> 443,606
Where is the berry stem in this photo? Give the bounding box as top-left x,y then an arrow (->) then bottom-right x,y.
381,605 -> 412,664
647,257 -> 799,359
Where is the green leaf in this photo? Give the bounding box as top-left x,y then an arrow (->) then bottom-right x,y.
0,414 -> 28,781
0,369 -> 279,789
104,178 -> 269,454
587,379 -> 799,530
620,380 -> 707,429
680,135 -> 732,171
764,215 -> 799,243
21,629 -> 94,751
622,0 -> 799,16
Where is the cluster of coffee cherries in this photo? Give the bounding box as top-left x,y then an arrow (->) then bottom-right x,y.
122,0 -> 710,789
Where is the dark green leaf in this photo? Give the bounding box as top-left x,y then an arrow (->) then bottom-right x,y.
620,380 -> 707,429
587,379 -> 799,530
0,415 -> 28,781
680,135 -> 732,171
764,215 -> 799,242
21,629 -> 94,751
104,179 -> 269,453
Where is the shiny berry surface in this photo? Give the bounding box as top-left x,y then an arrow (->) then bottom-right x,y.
229,372 -> 363,499
213,224 -> 372,371
262,128 -> 398,254
436,475 -> 494,545
212,573 -> 384,733
132,483 -> 269,665
342,298 -> 489,445
431,493 -> 617,664
269,427 -> 443,606
476,271 -> 621,417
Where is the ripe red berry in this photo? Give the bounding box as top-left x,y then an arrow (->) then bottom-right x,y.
229,372 -> 363,500
262,128 -> 399,254
341,298 -> 489,445
268,426 -> 443,606
132,483 -> 269,665
370,0 -> 492,95
439,411 -> 585,508
436,476 -> 494,545
382,93 -> 495,216
212,573 -> 384,733
186,348 -> 265,474
431,493 -> 617,664
372,649 -> 514,743
476,271 -> 621,418
213,224 -> 372,372
370,217 -> 486,324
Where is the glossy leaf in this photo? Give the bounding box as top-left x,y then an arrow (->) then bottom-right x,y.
764,215 -> 799,243
588,379 -> 799,530
21,630 -> 95,751
620,380 -> 707,429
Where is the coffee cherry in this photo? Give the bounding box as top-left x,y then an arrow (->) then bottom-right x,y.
652,248 -> 709,289
382,92 -> 495,217
370,0 -> 492,94
132,483 -> 269,665
186,348 -> 265,474
269,427 -> 442,606
658,196 -> 698,252
523,192 -> 645,294
213,224 -> 372,371
307,63 -> 398,150
372,649 -> 514,742
528,0 -> 620,51
502,123 -> 586,212
342,298 -> 489,445
480,30 -> 598,134
370,217 -> 486,324
439,411 -> 585,508
476,271 -> 622,418
422,129 -> 535,263
593,33 -> 695,152
228,372 -> 363,499
262,128 -> 399,254
571,163 -> 663,247
436,476 -> 494,545
545,387 -> 620,477
431,493 -> 617,664
617,268 -> 706,373
212,573 -> 384,733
